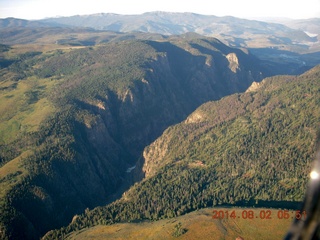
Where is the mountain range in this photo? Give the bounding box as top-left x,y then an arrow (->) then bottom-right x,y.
0,11 -> 319,240
1,12 -> 319,77
45,64 -> 320,239
1,12 -> 319,52
0,34 -> 270,239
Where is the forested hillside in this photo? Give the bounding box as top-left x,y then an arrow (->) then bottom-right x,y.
0,35 -> 266,239
44,65 -> 320,239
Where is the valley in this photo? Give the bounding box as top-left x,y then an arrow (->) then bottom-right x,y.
44,65 -> 319,239
0,33 -> 268,239
0,12 -> 319,240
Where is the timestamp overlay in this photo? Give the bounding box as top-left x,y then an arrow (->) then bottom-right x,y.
212,209 -> 307,220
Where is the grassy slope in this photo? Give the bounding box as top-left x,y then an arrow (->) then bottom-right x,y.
0,46 -> 60,206
0,76 -> 56,144
66,208 -> 293,240
0,151 -> 31,198
0,42 -> 89,145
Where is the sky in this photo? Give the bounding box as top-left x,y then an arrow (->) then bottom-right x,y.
1,0 -> 320,20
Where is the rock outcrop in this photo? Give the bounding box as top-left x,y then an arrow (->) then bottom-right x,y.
1,37 -> 267,239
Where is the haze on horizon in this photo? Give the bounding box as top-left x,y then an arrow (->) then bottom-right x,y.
1,0 -> 320,20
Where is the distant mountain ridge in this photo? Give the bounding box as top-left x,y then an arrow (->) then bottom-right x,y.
35,11 -> 307,33
0,12 -> 317,52
260,17 -> 320,35
0,17 -> 64,28
40,12 -> 314,40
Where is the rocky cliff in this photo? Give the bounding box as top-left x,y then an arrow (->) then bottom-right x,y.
0,36 -> 266,239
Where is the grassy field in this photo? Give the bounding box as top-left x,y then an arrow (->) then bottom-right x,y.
0,46 -> 60,204
0,150 -> 32,206
0,75 -> 56,144
66,208 -> 294,240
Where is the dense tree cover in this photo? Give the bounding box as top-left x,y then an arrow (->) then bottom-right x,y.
0,36 -> 271,239
0,106 -> 75,239
1,33 -> 318,239
36,41 -> 159,103
0,44 -> 11,52
44,66 -> 320,239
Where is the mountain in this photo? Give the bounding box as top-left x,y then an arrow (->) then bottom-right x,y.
260,18 -> 320,52
2,13 -> 320,77
0,35 -> 267,239
1,12 -> 317,52
44,65 -> 320,239
0,25 -> 168,46
39,11 -> 290,34
142,67 -> 320,178
39,12 -> 316,50
1,27 -> 319,77
2,13 -> 319,77
0,17 -> 63,28
262,18 -> 320,35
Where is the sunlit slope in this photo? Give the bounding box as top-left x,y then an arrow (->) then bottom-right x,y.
141,66 -> 320,205
66,208 -> 293,240
0,36 -> 267,239
45,66 -> 320,239
0,47 -> 58,203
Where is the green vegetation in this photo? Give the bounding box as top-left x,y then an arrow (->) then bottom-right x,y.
172,222 -> 187,237
0,31 -> 319,240
44,66 -> 319,239
63,208 -> 293,240
40,41 -> 159,102
0,39 -> 164,239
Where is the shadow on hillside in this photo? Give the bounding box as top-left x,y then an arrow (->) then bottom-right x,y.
249,48 -> 320,75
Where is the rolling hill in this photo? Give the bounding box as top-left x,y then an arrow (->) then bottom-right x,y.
65,208 -> 293,240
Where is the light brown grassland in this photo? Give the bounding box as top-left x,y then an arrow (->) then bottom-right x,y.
66,208 -> 293,240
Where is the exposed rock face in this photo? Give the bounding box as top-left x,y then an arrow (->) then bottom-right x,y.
185,111 -> 206,124
3,38 -> 267,239
143,136 -> 170,177
112,43 -> 264,159
246,81 -> 262,92
226,53 -> 240,73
